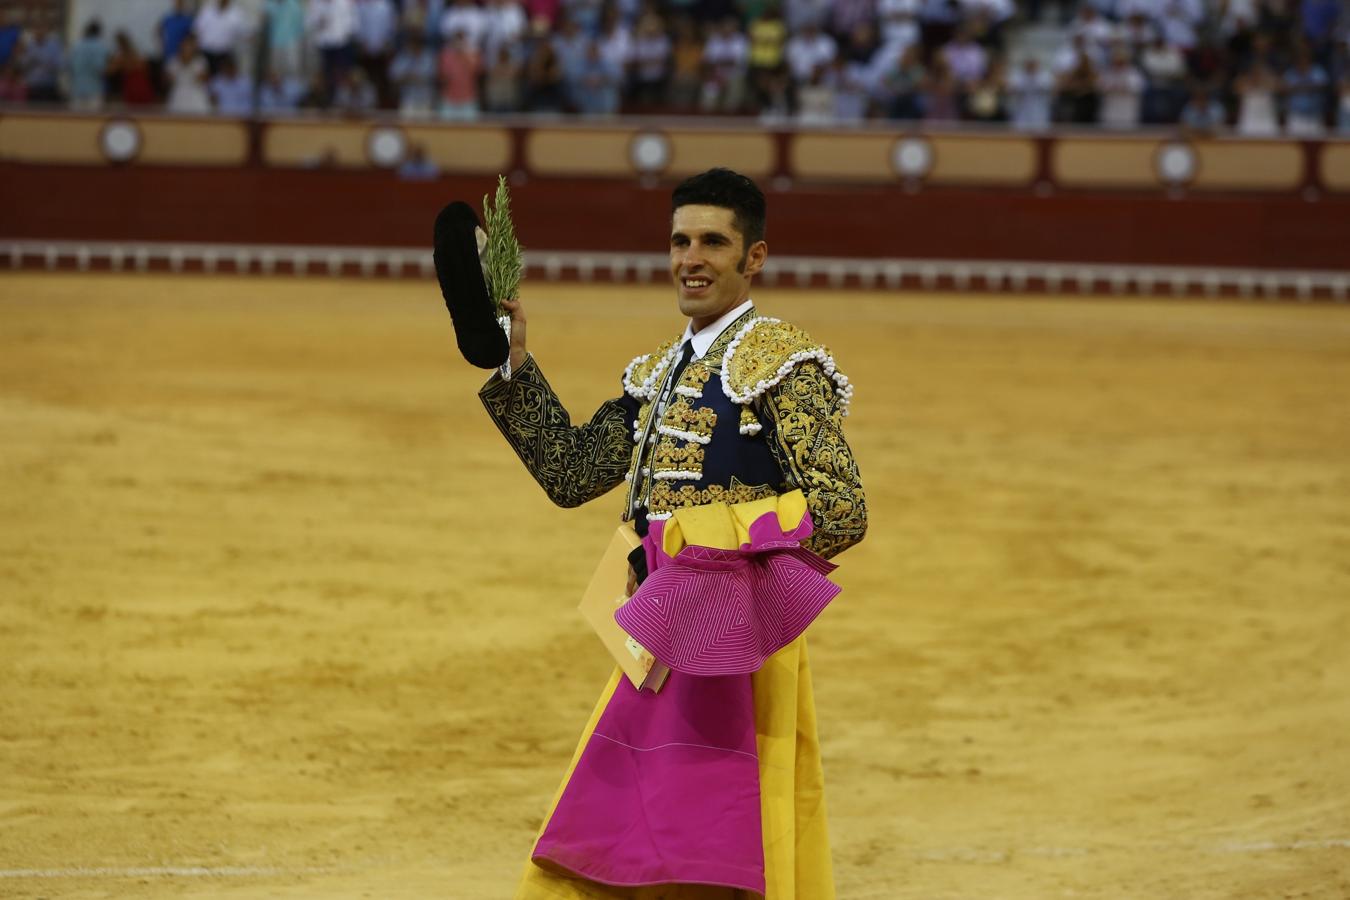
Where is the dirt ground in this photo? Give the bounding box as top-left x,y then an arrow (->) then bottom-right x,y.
1,273 -> 1348,900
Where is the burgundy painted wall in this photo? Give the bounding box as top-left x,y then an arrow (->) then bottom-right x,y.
3,162 -> 1347,271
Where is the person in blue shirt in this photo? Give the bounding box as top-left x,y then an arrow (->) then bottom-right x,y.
159,0 -> 195,64
209,54 -> 255,114
68,19 -> 111,111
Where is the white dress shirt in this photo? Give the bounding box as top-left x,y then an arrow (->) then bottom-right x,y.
680,298 -> 755,361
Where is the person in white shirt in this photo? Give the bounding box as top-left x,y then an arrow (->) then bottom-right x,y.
701,16 -> 748,112
355,0 -> 397,107
440,0 -> 488,51
940,25 -> 988,86
307,0 -> 358,99
1006,56 -> 1054,130
165,33 -> 212,113
483,0 -> 528,65
194,0 -> 253,76
1097,47 -> 1145,128
784,22 -> 836,84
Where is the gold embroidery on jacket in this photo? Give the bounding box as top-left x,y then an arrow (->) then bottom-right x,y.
648,478 -> 779,515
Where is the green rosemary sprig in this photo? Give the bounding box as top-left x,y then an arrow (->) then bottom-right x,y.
482,175 -> 523,315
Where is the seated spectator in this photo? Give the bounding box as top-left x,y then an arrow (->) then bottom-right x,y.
108,31 -> 157,106
830,57 -> 872,121
628,9 -> 671,108
1055,53 -> 1099,123
878,41 -> 924,118
68,20 -> 111,112
571,40 -> 623,114
22,22 -> 65,105
785,21 -> 836,84
964,55 -> 1005,120
1052,33 -> 1103,80
1178,84 -> 1227,130
1139,33 -> 1187,123
264,0 -> 306,79
1283,45 -> 1328,135
398,143 -> 440,179
439,31 -> 482,118
1115,11 -> 1158,57
795,67 -> 836,123
165,33 -> 212,113
1097,45 -> 1145,128
333,66 -> 378,112
1006,57 -> 1053,130
390,30 -> 438,117
849,21 -> 895,107
210,54 -> 254,114
941,24 -> 989,87
483,44 -> 524,111
1067,4 -> 1112,58
1233,59 -> 1281,135
701,16 -> 748,112
920,53 -> 959,120
523,32 -> 566,110
1155,0 -> 1201,53
257,68 -> 306,112
194,0 -> 252,76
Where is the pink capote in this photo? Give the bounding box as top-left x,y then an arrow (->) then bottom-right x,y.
530,506 -> 839,893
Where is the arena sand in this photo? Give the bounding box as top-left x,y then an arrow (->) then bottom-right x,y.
1,273 -> 1348,899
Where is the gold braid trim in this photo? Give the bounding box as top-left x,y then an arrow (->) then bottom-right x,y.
721,317 -> 854,415
622,337 -> 681,402
761,359 -> 867,559
479,356 -> 633,509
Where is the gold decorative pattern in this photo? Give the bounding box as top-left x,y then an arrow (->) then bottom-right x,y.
722,318 -> 853,415
761,360 -> 867,559
648,478 -> 779,516
623,338 -> 681,401
651,437 -> 706,471
479,356 -> 633,508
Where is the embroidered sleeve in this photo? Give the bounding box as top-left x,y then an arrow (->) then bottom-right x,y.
761,360 -> 867,559
479,355 -> 639,509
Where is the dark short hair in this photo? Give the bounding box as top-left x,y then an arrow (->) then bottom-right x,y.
671,168 -> 766,248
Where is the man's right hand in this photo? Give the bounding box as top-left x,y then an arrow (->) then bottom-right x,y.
501,297 -> 528,372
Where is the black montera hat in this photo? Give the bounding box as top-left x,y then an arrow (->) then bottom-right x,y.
433,201 -> 510,369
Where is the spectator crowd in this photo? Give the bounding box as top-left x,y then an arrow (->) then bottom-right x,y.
0,0 -> 1345,133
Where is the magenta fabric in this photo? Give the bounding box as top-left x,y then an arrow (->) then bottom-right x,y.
531,670 -> 765,893
617,511 -> 840,676
530,508 -> 838,892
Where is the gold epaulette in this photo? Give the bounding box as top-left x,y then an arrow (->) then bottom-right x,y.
622,337 -> 681,401
721,317 -> 855,415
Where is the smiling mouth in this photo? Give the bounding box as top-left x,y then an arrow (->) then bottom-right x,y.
682,277 -> 711,290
